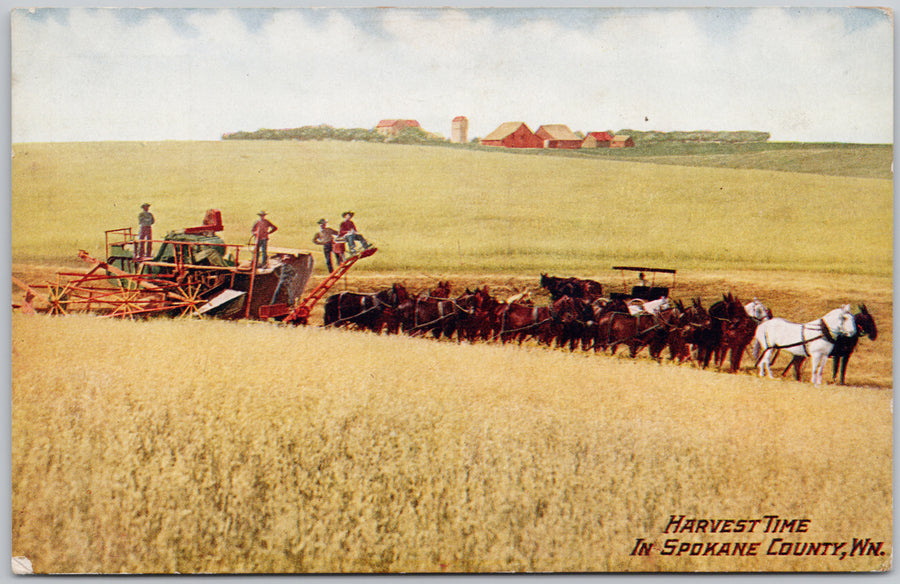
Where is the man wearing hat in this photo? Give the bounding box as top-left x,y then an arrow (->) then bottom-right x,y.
251,211 -> 278,268
312,218 -> 343,272
137,203 -> 155,259
338,211 -> 372,255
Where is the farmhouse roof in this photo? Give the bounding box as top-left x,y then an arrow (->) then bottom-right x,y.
586,131 -> 613,141
376,119 -> 421,128
482,122 -> 529,141
612,134 -> 632,141
537,124 -> 580,141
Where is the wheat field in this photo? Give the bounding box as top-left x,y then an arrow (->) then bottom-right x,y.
10,140 -> 893,573
11,314 -> 892,573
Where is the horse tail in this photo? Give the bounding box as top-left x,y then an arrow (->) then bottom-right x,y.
750,338 -> 760,361
323,294 -> 338,326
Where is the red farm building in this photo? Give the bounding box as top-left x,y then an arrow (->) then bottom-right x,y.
583,131 -> 614,148
375,119 -> 422,136
611,134 -> 635,148
535,124 -> 583,149
480,122 -> 544,148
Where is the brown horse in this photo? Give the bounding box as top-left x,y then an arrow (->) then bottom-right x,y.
596,306 -> 677,359
491,302 -> 555,345
430,280 -> 452,298
404,293 -> 457,339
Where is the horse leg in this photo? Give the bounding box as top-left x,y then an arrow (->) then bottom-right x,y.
793,358 -> 804,381
781,356 -> 803,380
730,343 -> 748,372
810,354 -> 824,386
830,354 -> 850,385
758,347 -> 774,378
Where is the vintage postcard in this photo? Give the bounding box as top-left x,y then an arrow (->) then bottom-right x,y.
10,6 -> 892,573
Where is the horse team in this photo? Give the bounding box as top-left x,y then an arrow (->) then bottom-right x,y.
322,274 -> 876,387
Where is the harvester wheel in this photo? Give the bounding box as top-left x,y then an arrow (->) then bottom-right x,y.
174,280 -> 207,318
45,278 -> 72,315
109,281 -> 147,318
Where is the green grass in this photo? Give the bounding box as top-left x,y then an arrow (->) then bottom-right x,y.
12,140 -> 892,276
423,140 -> 892,179
555,142 -> 893,180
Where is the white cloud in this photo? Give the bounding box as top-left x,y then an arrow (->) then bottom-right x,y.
11,7 -> 894,143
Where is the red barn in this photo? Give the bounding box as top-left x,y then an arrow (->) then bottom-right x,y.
611,134 -> 635,148
480,122 -> 543,148
583,131 -> 614,148
535,124 -> 582,149
375,119 -> 422,136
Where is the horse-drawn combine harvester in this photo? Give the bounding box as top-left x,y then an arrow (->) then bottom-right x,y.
12,211 -> 376,324
12,226 -> 876,385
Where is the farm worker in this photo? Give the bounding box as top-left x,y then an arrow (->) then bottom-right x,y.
251,211 -> 278,268
137,203 -> 154,259
338,211 -> 372,255
312,218 -> 344,272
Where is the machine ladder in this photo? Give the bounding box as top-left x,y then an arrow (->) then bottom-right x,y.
261,247 -> 377,324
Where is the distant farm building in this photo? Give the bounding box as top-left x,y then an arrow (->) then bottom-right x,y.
451,116 -> 468,143
583,131 -> 614,148
611,135 -> 635,148
375,119 -> 422,136
535,124 -> 582,149
480,122 -> 543,148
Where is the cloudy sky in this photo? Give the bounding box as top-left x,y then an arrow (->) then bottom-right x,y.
10,6 -> 894,144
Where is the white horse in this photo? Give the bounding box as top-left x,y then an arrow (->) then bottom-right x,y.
753,305 -> 857,386
627,296 -> 670,316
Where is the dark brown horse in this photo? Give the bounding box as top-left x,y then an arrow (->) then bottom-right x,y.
323,283 -> 409,332
454,286 -> 494,343
549,296 -> 594,351
714,298 -> 772,372
540,274 -> 603,301
693,293 -> 744,368
662,298 -> 706,363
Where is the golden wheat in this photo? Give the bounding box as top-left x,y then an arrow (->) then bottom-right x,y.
11,314 -> 891,573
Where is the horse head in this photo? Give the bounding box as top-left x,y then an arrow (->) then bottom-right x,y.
686,299 -> 712,329
431,281 -> 452,298
390,283 -> 410,305
744,298 -> 772,322
856,304 -> 878,340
